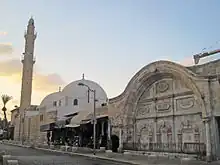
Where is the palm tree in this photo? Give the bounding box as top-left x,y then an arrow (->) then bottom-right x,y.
1,94 -> 12,130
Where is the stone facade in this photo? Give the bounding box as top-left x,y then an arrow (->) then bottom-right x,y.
108,59 -> 220,160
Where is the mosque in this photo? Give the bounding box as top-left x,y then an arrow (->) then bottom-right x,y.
9,18 -> 220,161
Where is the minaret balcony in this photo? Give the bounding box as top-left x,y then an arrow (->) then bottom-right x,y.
21,53 -> 36,64
33,56 -> 36,64
21,54 -> 25,63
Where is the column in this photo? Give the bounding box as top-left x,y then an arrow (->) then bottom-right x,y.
154,119 -> 157,142
107,120 -> 111,149
204,118 -> 211,161
101,121 -> 104,136
118,125 -> 123,152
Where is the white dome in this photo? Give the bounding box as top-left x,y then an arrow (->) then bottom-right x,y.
62,79 -> 107,102
39,92 -> 61,112
56,78 -> 108,118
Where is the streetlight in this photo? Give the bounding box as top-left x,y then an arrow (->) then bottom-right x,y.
22,109 -> 26,145
78,82 -> 97,155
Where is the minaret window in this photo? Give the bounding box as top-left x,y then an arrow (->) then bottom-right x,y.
53,101 -> 57,107
73,99 -> 78,106
59,100 -> 62,106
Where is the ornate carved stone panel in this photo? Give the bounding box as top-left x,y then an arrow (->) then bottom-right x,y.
156,80 -> 170,94
176,97 -> 195,111
156,98 -> 172,112
175,114 -> 204,143
137,122 -> 154,144
136,102 -> 152,117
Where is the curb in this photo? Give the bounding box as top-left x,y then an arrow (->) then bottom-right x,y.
1,142 -> 142,165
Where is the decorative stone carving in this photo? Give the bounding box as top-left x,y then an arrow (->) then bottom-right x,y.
181,120 -> 193,130
138,123 -> 154,144
156,103 -> 170,111
159,121 -> 172,133
137,104 -> 151,116
194,125 -> 199,133
156,80 -> 169,93
111,113 -> 123,126
178,97 -> 194,110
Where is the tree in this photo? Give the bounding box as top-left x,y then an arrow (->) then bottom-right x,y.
1,94 -> 12,130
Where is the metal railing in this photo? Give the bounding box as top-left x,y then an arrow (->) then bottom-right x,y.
123,142 -> 206,156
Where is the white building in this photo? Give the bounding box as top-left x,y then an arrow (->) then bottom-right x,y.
40,75 -> 108,121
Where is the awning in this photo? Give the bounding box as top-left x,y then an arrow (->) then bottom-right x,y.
68,111 -> 91,127
82,107 -> 108,124
40,123 -> 55,132
55,116 -> 73,128
65,124 -> 80,128
81,114 -> 108,124
97,114 -> 108,119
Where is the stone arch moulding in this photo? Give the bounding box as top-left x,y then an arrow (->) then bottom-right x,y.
122,60 -> 207,123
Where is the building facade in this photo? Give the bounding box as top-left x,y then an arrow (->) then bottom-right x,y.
18,77 -> 109,143
108,60 -> 220,160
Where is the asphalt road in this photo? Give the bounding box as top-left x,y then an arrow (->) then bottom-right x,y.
0,144 -> 129,165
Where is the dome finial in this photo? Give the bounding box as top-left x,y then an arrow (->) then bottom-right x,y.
82,73 -> 85,80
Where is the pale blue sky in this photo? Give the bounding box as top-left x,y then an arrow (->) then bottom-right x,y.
1,0 -> 220,98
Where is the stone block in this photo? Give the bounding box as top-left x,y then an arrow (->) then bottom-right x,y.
77,147 -> 93,153
50,145 -> 55,150
0,151 -> 6,161
123,151 -> 130,155
6,160 -> 19,165
66,146 -> 72,152
3,155 -> 11,165
42,144 -> 49,149
60,146 -> 66,151
181,157 -> 196,161
118,147 -> 123,153
72,147 -> 78,152
100,147 -> 106,152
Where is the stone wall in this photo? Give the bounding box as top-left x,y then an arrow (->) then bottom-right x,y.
187,59 -> 220,76
108,60 -> 220,158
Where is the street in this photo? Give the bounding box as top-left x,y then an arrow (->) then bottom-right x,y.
0,144 -> 129,165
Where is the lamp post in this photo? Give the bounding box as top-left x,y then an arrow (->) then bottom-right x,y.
21,109 -> 26,145
78,82 -> 97,155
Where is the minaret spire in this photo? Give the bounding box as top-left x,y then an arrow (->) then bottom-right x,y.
16,17 -> 37,141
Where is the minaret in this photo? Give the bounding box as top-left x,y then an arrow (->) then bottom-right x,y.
17,17 -> 37,141
20,17 -> 36,110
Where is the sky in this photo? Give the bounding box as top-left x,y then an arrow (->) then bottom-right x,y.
0,0 -> 220,118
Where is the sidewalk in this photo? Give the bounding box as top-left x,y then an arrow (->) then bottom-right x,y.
0,141 -> 210,165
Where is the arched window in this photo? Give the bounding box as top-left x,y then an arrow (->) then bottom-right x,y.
73,99 -> 78,106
